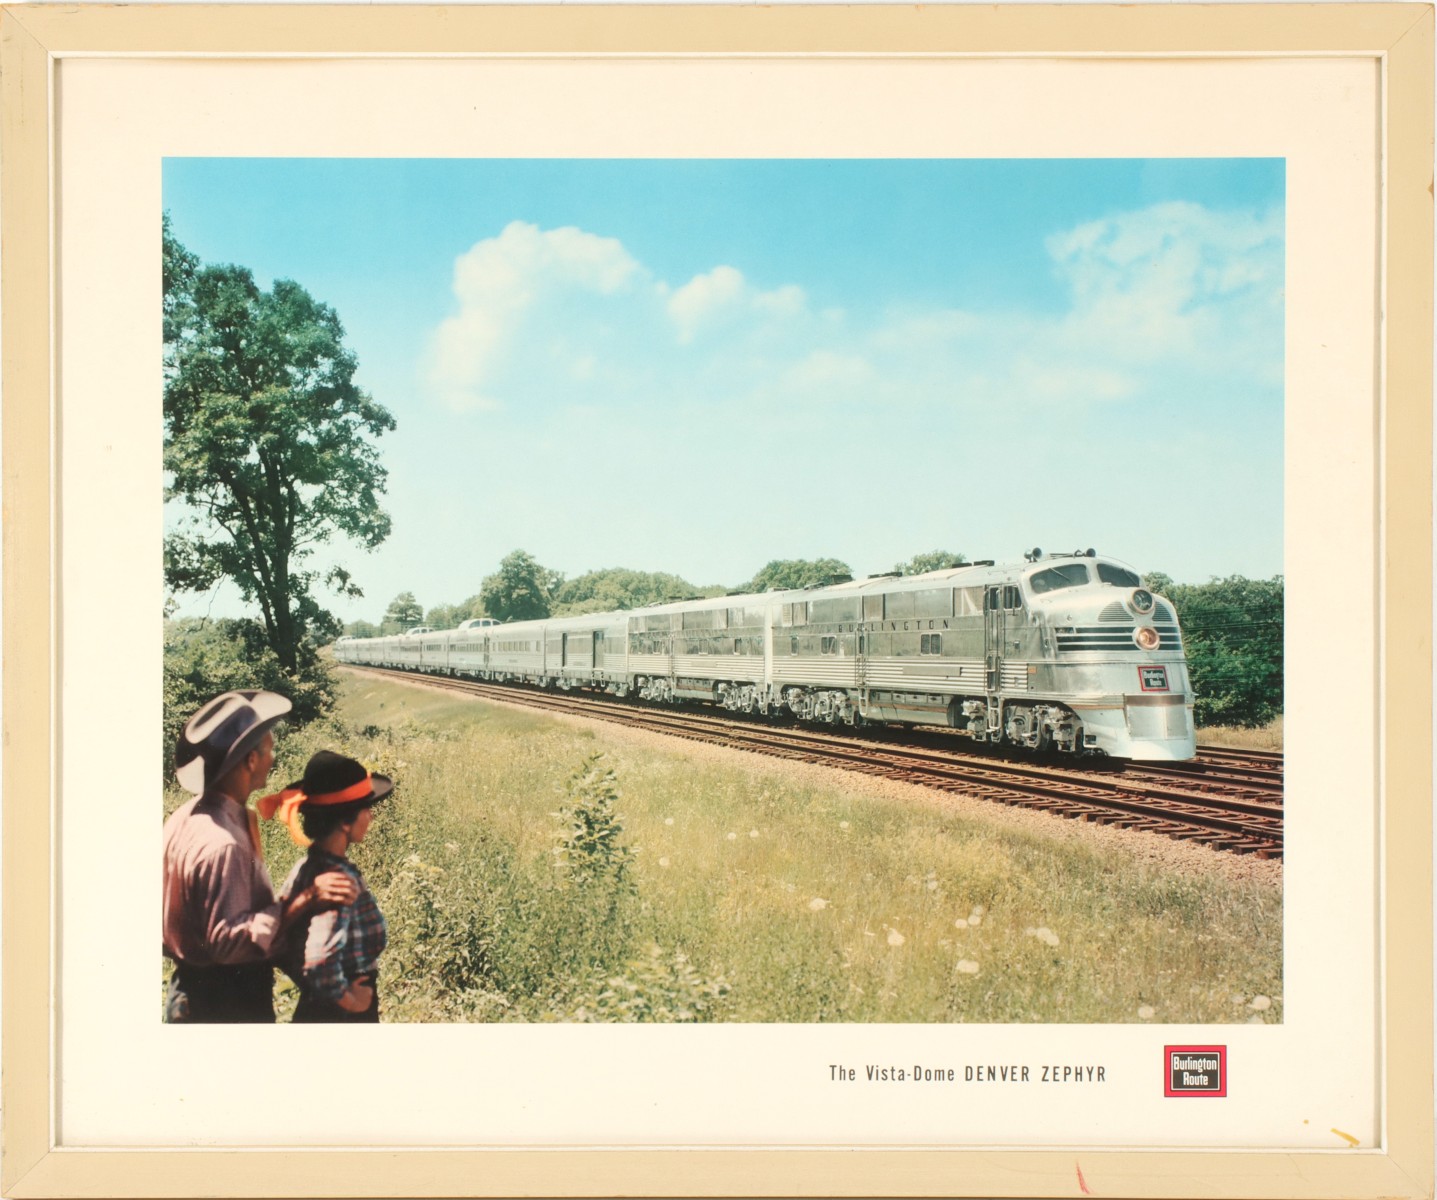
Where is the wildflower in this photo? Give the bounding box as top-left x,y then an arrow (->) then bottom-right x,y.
954,918 -> 970,929
808,897 -> 828,912
956,960 -> 980,975
749,829 -> 760,839
658,857 -> 671,868
886,928 -> 906,947
926,880 -> 939,891
1138,1005 -> 1156,1020
1250,995 -> 1272,1011
1029,927 -> 1060,947
726,832 -> 737,841
839,821 -> 850,830
968,915 -> 983,927
444,842 -> 459,852
664,817 -> 675,826
971,905 -> 986,917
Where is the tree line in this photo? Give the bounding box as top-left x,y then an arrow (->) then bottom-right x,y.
355,548 -> 972,635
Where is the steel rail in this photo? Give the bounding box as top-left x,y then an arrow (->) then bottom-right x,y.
344,665 -> 1283,858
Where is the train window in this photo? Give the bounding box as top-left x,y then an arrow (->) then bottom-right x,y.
884,592 -> 915,619
820,636 -> 838,655
956,586 -> 983,617
1003,585 -> 1023,610
863,594 -> 884,621
810,596 -> 861,623
913,588 -> 954,619
1028,563 -> 1090,594
791,636 -> 800,655
1096,562 -> 1142,588
920,633 -> 943,655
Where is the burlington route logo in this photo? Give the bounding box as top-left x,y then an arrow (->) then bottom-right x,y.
1164,1045 -> 1227,1097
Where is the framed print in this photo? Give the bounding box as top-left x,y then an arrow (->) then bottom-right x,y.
2,3 -> 1432,1197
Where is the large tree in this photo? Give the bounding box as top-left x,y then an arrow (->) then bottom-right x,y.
480,550 -> 563,622
552,567 -> 714,615
744,558 -> 852,593
895,549 -> 969,575
383,591 -> 424,632
163,217 -> 396,671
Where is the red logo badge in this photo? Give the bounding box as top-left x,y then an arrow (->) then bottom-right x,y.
1139,666 -> 1170,692
1165,1045 -> 1226,1096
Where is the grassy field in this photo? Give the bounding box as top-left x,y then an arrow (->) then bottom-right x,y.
173,673 -> 1283,1024
1198,716 -> 1284,751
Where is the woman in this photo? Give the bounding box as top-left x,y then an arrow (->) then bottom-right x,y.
259,750 -> 393,1022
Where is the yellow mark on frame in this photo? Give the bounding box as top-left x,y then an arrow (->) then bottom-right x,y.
1330,1128 -> 1360,1147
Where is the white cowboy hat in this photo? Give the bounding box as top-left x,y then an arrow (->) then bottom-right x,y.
174,690 -> 292,794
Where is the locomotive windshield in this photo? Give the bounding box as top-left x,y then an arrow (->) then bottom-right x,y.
1028,562 -> 1090,594
1096,562 -> 1142,588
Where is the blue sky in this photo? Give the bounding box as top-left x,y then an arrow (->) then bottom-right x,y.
163,158 -> 1284,625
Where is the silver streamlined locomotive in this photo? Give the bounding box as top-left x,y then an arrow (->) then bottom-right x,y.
333,550 -> 1196,761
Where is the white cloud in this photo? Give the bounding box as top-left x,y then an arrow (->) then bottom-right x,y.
666,267 -> 808,344
1045,201 -> 1283,369
667,265 -> 746,343
754,284 -> 807,318
428,221 -> 642,411
424,203 -> 1281,420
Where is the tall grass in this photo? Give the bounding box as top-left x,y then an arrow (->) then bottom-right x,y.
1198,716 -> 1284,751
169,676 -> 1282,1024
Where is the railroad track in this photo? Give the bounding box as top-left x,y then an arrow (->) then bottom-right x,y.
344,665 -> 1283,859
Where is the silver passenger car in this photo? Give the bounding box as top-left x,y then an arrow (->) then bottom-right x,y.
333,550 -> 1194,760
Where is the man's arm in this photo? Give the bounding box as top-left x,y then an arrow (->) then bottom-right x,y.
197,852 -> 359,963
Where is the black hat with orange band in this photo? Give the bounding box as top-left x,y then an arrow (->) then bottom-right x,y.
258,750 -> 394,847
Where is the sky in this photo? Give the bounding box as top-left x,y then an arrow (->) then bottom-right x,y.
162,157 -> 1285,626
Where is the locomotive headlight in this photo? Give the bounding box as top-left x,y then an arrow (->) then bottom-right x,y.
1134,626 -> 1160,651
1128,588 -> 1155,615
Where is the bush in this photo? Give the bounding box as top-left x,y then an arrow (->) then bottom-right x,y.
551,755 -> 636,895
162,617 -> 336,772
556,944 -> 732,1023
1145,573 -> 1284,729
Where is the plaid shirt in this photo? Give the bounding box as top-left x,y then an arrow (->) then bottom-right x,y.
277,850 -> 386,1004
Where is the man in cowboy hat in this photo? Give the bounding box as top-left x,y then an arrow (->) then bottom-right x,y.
163,689 -> 358,1023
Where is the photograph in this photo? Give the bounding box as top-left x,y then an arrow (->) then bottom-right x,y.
161,156 -> 1287,1027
